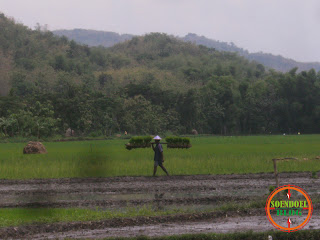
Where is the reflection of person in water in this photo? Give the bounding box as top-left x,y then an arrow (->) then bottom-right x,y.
154,193 -> 165,210
152,135 -> 169,176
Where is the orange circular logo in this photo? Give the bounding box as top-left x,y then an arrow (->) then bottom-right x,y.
265,185 -> 313,232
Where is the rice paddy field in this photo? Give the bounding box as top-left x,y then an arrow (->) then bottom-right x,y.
1,135 -> 320,239
0,134 -> 319,179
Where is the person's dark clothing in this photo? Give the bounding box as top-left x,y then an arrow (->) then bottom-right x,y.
154,143 -> 163,163
152,142 -> 169,176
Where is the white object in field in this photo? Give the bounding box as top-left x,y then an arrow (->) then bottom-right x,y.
153,135 -> 162,140
268,236 -> 273,240
283,133 -> 286,135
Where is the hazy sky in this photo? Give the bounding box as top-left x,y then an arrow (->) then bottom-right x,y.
1,0 -> 320,62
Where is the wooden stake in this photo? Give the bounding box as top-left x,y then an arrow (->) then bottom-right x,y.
272,159 -> 279,188
272,158 -> 297,188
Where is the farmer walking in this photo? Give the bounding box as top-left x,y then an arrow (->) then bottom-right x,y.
152,135 -> 169,176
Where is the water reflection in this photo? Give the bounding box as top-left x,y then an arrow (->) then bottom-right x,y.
153,192 -> 165,210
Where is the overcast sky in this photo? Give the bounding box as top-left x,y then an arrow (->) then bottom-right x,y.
1,0 -> 320,62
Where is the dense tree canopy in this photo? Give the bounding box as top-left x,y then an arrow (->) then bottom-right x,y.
1,13 -> 320,138
52,30 -> 320,73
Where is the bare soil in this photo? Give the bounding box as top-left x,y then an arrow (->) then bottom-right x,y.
0,172 -> 319,239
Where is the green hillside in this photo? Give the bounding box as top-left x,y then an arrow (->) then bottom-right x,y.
52,29 -> 320,72
53,29 -> 133,47
183,33 -> 320,72
1,13 -> 320,138
0,14 -> 94,96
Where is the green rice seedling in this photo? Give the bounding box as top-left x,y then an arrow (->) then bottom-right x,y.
129,137 -> 135,144
165,136 -> 191,148
172,136 -> 179,144
0,206 -> 185,227
182,137 -> 190,145
269,185 -> 276,194
1,135 -> 320,179
129,136 -> 144,145
126,136 -> 152,150
165,136 -> 174,144
143,136 -> 152,145
312,171 -> 318,179
165,136 -> 188,144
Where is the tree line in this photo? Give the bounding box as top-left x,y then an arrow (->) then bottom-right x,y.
0,14 -> 320,138
1,67 -> 320,138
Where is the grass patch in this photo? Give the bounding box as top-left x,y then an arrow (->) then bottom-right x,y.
2,197 -> 313,227
218,200 -> 266,212
0,206 -> 183,227
312,171 -> 319,179
0,135 -> 320,179
105,230 -> 320,240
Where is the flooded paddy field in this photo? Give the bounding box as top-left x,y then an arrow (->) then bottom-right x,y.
0,172 -> 319,239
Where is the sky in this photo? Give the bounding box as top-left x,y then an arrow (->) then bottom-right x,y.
1,0 -> 320,62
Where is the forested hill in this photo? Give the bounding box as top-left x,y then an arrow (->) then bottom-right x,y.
1,13 -> 320,139
53,29 -> 134,47
182,33 -> 320,73
52,29 -> 320,72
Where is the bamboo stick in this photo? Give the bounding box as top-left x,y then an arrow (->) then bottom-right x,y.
272,158 -> 298,188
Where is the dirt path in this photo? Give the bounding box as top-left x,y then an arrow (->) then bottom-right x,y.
30,214 -> 320,239
0,172 -> 319,239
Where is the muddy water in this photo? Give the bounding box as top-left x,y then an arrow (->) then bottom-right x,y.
0,172 -> 319,238
0,172 -> 318,208
31,214 -> 320,239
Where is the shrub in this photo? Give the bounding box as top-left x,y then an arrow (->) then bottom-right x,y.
88,131 -> 103,138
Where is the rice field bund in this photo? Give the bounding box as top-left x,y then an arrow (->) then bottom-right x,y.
0,134 -> 319,179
